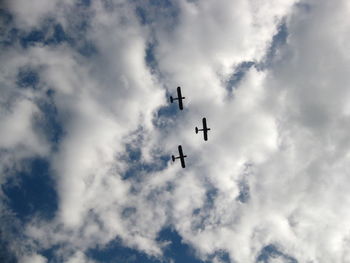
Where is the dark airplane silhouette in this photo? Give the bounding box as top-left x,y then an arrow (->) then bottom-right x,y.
170,86 -> 185,110
172,145 -> 187,168
195,117 -> 210,141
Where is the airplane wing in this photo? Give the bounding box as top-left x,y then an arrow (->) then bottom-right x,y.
177,87 -> 183,110
202,117 -> 207,129
203,118 -> 208,141
178,145 -> 186,168
203,130 -> 208,141
178,98 -> 183,110
180,156 -> 186,168
177,86 -> 182,98
178,145 -> 184,157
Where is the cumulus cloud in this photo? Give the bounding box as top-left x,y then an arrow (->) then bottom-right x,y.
2,0 -> 350,262
19,253 -> 48,263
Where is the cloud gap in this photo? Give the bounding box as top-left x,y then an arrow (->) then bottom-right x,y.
87,237 -> 160,263
16,67 -> 40,89
157,227 -> 206,263
120,129 -> 170,181
257,244 -> 297,263
257,20 -> 289,70
34,91 -> 65,151
2,158 -> 58,222
225,61 -> 255,96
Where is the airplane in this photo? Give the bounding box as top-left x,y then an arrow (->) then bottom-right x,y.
171,145 -> 187,168
170,86 -> 185,110
195,117 -> 210,141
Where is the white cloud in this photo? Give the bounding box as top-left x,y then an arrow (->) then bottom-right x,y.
19,253 -> 48,263
3,0 -> 350,263
6,0 -> 58,28
0,48 -> 51,185
65,251 -> 96,263
0,99 -> 47,153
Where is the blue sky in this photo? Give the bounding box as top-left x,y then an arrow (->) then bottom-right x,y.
2,0 -> 350,263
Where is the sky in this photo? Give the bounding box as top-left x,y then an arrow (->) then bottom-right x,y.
1,0 -> 350,262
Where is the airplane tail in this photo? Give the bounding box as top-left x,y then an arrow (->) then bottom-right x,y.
171,155 -> 175,162
170,96 -> 174,103
195,127 -> 198,134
